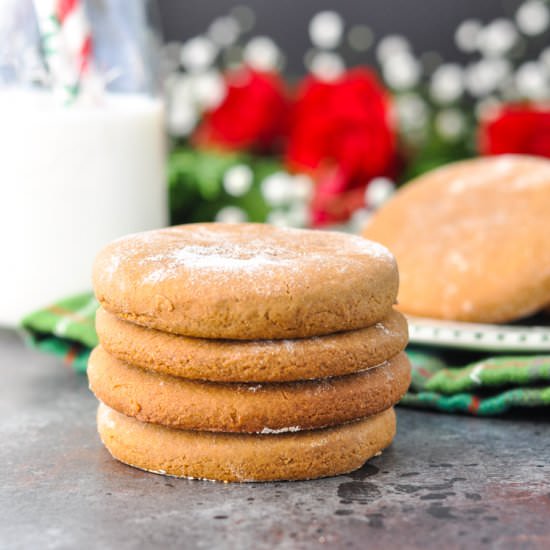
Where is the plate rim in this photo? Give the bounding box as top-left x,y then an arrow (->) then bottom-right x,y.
406,315 -> 550,352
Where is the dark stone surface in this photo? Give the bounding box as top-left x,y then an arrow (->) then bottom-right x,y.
1,328 -> 549,549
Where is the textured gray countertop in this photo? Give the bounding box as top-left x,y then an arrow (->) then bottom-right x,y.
1,328 -> 549,550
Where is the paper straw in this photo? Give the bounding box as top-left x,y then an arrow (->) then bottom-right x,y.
32,0 -> 93,103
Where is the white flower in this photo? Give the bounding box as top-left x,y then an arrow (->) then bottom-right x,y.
290,174 -> 314,202
309,51 -> 345,81
430,63 -> 464,104
167,102 -> 197,137
365,178 -> 395,209
455,19 -> 483,53
165,73 -> 193,101
475,96 -> 501,120
465,58 -> 511,97
166,75 -> 197,136
309,11 -> 344,49
191,71 -> 226,109
515,61 -> 548,99
266,210 -> 291,227
208,16 -> 240,47
516,0 -> 550,36
215,206 -> 248,224
435,109 -> 466,141
476,19 -> 517,57
243,36 -> 281,71
382,50 -> 421,90
223,165 -> 254,197
286,203 -> 310,227
376,35 -> 411,64
349,208 -> 373,232
180,36 -> 218,72
261,172 -> 294,206
396,93 -> 428,132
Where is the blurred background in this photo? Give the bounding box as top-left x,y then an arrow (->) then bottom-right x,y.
6,0 -> 550,417
155,0 -> 550,228
4,0 -> 550,323
158,0 -> 540,71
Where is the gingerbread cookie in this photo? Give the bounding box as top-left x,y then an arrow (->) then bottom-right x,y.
88,346 -> 410,433
93,223 -> 398,339
95,307 -> 408,382
97,404 -> 396,482
364,155 -> 550,322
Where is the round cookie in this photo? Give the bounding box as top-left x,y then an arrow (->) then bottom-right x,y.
93,223 -> 398,339
88,346 -> 410,433
97,404 -> 396,482
364,155 -> 550,323
96,307 -> 408,382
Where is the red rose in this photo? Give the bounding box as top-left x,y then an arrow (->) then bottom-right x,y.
194,67 -> 289,153
286,68 -> 398,225
286,69 -> 398,223
479,103 -> 550,157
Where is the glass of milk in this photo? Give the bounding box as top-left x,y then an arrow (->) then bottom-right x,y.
0,0 -> 167,326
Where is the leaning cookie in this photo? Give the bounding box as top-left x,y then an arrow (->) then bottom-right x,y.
95,307 -> 408,382
364,155 -> 550,323
97,404 -> 396,482
88,346 -> 411,433
93,223 -> 398,340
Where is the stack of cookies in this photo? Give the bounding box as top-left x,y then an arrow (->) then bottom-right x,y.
89,223 -> 411,482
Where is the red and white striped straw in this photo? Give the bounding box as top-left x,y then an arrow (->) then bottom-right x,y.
56,0 -> 92,77
33,0 -> 94,103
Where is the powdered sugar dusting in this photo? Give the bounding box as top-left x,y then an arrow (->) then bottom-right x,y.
143,268 -> 170,284
98,405 -> 117,429
108,224 -> 394,285
282,340 -> 296,352
448,156 -> 515,194
260,426 -> 302,434
509,166 -> 550,190
106,254 -> 121,277
139,243 -> 293,283
448,155 -> 550,195
375,322 -> 391,335
447,250 -> 470,272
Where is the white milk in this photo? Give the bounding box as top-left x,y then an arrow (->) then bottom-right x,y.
0,89 -> 167,326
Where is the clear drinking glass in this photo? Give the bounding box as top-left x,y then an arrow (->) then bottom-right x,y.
0,0 -> 167,326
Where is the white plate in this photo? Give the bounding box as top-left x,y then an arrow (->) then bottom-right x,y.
407,316 -> 550,353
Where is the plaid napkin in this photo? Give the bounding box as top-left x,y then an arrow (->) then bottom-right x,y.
403,349 -> 550,415
21,293 -> 99,373
21,294 -> 550,415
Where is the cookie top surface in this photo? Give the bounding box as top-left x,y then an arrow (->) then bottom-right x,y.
93,223 -> 398,339
364,155 -> 550,322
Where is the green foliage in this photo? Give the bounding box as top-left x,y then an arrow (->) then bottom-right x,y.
168,147 -> 284,224
401,104 -> 478,182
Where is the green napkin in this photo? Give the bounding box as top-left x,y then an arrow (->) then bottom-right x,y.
403,349 -> 550,415
21,293 -> 99,373
21,294 -> 550,415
